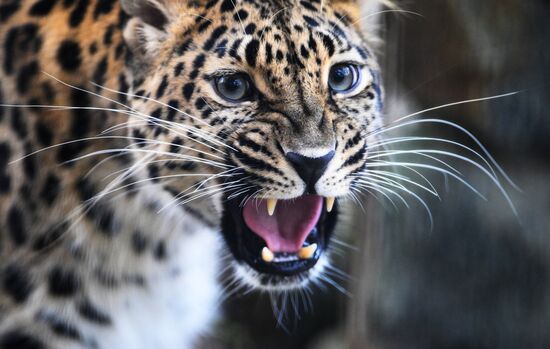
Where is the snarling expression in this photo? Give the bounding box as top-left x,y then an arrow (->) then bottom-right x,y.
122,0 -> 383,290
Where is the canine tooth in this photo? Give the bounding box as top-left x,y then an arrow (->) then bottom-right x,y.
266,198 -> 277,216
261,247 -> 274,263
326,197 -> 335,212
298,243 -> 317,259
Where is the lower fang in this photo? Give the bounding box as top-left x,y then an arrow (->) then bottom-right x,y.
298,243 -> 317,259
261,247 -> 274,263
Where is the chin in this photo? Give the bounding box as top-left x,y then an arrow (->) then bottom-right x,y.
221,193 -> 339,291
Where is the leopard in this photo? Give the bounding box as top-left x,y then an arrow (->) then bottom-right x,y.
0,0 -> 386,347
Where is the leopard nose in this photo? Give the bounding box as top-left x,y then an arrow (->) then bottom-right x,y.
286,150 -> 335,193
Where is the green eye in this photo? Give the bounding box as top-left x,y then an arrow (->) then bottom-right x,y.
328,63 -> 360,93
214,74 -> 252,102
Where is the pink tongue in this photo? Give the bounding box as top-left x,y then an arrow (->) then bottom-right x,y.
242,196 -> 323,253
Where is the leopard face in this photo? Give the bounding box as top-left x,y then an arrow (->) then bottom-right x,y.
122,0 -> 383,290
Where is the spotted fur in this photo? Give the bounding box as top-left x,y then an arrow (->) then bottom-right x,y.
0,0 -> 385,347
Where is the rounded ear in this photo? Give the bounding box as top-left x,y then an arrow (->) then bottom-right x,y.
329,0 -> 396,29
121,0 -> 170,29
329,0 -> 362,26
121,0 -> 196,69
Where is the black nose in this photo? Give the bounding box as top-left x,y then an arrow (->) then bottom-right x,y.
286,151 -> 335,193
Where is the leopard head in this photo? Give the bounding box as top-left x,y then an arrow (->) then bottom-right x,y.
121,0 -> 383,290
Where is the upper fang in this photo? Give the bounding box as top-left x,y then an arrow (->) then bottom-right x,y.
326,197 -> 335,212
266,198 -> 277,216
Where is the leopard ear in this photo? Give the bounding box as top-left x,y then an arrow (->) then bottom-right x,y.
328,0 -> 362,27
121,0 -> 170,29
121,0 -> 185,58
328,0 -> 395,29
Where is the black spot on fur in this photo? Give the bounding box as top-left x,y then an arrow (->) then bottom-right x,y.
63,0 -> 76,8
195,98 -> 206,110
156,74 -> 169,98
169,137 -> 183,154
103,24 -> 115,46
300,44 -> 310,59
16,60 -> 39,94
57,40 -> 82,71
245,39 -> 260,67
236,151 -> 284,175
131,128 -> 146,147
0,330 -> 45,349
0,143 -> 11,193
174,62 -> 184,77
69,0 -> 89,27
197,20 -> 212,33
176,39 -> 192,55
69,88 -> 91,137
48,267 -> 80,297
40,173 -> 61,205
56,141 -> 87,165
189,54 -> 205,79
182,83 -> 195,101
220,0 -> 234,12
118,74 -> 129,103
342,145 -> 366,167
2,264 -> 33,303
330,22 -> 347,39
29,0 -> 58,16
78,300 -> 112,325
244,23 -> 256,35
7,206 -> 26,246
355,45 -> 369,59
131,231 -> 148,255
41,81 -> 56,103
89,42 -> 98,54
115,42 -> 125,59
87,204 -> 119,237
229,38 -> 242,59
166,100 -> 179,121
265,43 -> 273,64
303,15 -> 319,27
203,25 -> 227,51
92,56 -> 108,88
205,0 -> 218,9
154,241 -> 167,260
3,24 -> 39,74
47,317 -> 81,340
10,108 -> 27,138
23,143 -> 36,179
234,9 -> 248,21
321,33 -> 335,56
35,121 -> 54,146
215,39 -> 228,57
0,1 -> 21,23
238,135 -> 273,157
32,223 -> 66,251
147,164 -> 160,182
93,0 -> 115,18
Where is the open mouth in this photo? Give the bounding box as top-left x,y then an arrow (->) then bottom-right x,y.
221,194 -> 339,277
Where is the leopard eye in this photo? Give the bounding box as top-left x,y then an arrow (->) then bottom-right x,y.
328,63 -> 361,93
214,74 -> 252,102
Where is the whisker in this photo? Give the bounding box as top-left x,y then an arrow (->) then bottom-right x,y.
388,92 -> 518,128
367,120 -> 519,190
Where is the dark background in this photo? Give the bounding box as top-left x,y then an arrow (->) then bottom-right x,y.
201,1 -> 550,348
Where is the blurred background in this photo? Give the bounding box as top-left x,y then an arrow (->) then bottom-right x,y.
201,1 -> 550,348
